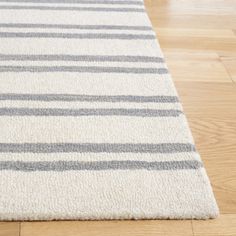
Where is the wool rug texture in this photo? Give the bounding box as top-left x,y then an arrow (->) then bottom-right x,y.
0,0 -> 219,220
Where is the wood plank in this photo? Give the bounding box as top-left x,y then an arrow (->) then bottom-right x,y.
147,15 -> 236,31
175,82 -> 236,213
175,82 -> 236,117
163,52 -> 231,82
21,220 -> 193,236
156,28 -> 235,38
221,57 -> 236,81
146,1 -> 236,55
189,117 -> 236,159
205,163 -> 236,214
145,1 -> 236,30
192,214 -> 236,236
0,222 -> 20,236
187,117 -> 236,213
145,0 -> 236,15
158,36 -> 236,54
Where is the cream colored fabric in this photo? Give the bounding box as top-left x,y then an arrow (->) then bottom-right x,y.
0,0 -> 219,220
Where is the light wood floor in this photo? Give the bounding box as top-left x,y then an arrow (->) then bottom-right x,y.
1,0 -> 236,235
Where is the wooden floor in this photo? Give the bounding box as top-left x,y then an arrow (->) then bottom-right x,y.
1,0 -> 236,235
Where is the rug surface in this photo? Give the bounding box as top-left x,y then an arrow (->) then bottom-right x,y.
0,0 -> 219,220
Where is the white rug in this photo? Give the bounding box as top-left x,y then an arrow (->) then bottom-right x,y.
0,0 -> 219,220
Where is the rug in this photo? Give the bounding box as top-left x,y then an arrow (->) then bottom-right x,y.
0,0 -> 219,220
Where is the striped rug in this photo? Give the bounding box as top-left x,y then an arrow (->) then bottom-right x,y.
0,0 -> 219,220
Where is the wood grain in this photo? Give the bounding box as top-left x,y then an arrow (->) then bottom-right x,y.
175,82 -> 236,117
21,220 -> 193,236
174,82 -> 236,214
192,214 -> 236,236
164,52 -> 232,82
0,222 -> 19,236
158,36 -> 236,54
188,117 -> 236,213
221,57 -> 236,81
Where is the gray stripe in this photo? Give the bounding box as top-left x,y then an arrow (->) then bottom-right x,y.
0,54 -> 163,63
0,108 -> 182,117
0,32 -> 154,39
0,24 -> 151,31
0,66 -> 168,74
0,160 -> 202,171
0,143 -> 196,153
0,0 -> 143,5
0,94 -> 178,103
0,6 -> 145,12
